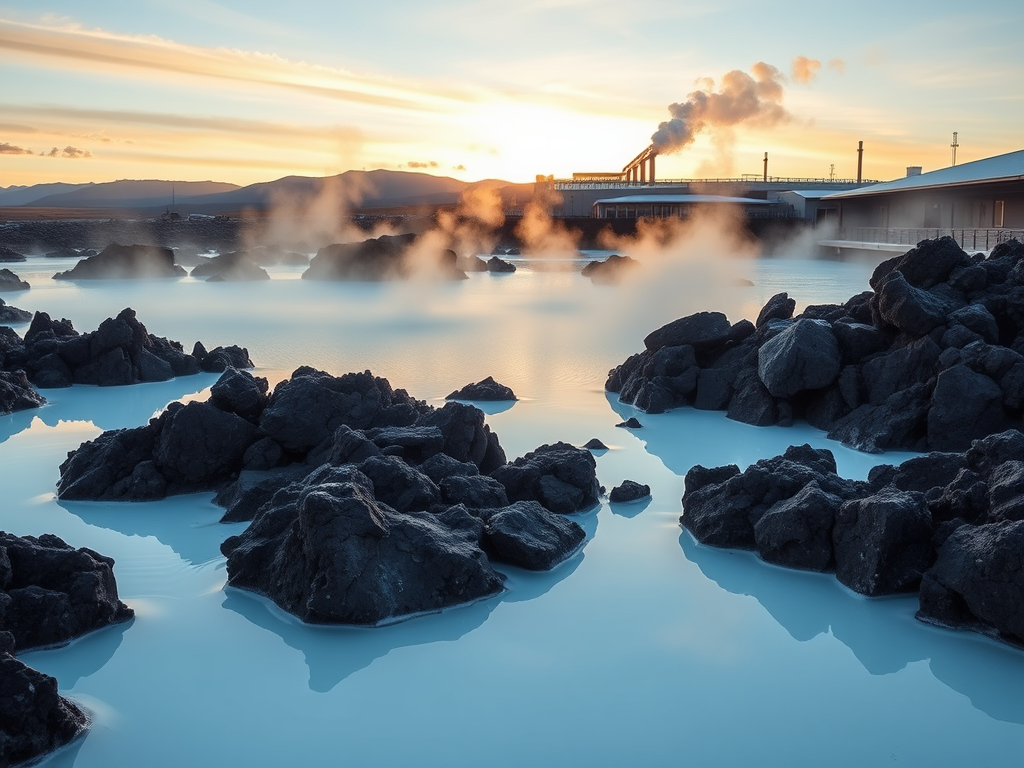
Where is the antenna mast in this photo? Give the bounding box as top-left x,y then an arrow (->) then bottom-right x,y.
951,132 -> 959,166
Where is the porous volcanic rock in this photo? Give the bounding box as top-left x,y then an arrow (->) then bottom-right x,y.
480,500 -> 586,570
1,645 -> 88,768
0,268 -> 29,291
581,254 -> 639,285
1,307 -> 248,390
0,369 -> 46,416
682,430 -> 1024,647
608,237 -> 1024,453
52,243 -> 187,279
220,467 -> 506,625
56,367 -> 512,501
446,376 -> 517,401
490,442 -> 600,514
609,480 -> 650,503
0,531 -> 134,651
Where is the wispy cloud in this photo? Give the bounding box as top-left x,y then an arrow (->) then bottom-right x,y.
0,141 -> 33,154
0,17 -> 475,113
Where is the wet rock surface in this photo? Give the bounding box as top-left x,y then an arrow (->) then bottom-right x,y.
486,256 -> 516,273
0,533 -> 133,766
446,376 -> 517,401
681,430 -> 1024,647
0,369 -> 46,416
608,237 -> 1024,453
60,366 -> 596,624
609,480 -> 651,503
1,647 -> 88,768
0,307 -> 252,395
0,268 -> 30,291
53,243 -> 187,279
0,531 -> 134,651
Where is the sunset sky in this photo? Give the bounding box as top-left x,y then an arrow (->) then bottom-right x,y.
1,0 -> 1022,188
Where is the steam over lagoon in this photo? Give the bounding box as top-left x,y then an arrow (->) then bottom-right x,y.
4,245 -> 1024,767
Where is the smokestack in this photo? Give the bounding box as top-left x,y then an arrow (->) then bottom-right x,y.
857,141 -> 863,183
763,152 -> 768,182
649,153 -> 656,184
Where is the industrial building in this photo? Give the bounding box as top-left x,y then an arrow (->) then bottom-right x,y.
545,144 -> 872,218
820,149 -> 1024,253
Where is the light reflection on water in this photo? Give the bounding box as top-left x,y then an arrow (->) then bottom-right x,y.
3,253 -> 1023,767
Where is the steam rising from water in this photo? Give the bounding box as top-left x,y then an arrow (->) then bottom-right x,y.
515,185 -> 580,257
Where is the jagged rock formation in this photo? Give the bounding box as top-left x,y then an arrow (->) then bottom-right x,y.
0,307 -> 252,390
486,256 -> 516,273
607,237 -> 1024,453
0,533 -> 134,765
446,376 -> 517,401
681,431 -> 1024,647
53,243 -> 187,279
59,367 -> 598,624
0,268 -> 29,291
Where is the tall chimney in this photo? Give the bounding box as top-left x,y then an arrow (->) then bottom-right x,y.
649,153 -> 656,184
857,141 -> 864,183
763,152 -> 768,182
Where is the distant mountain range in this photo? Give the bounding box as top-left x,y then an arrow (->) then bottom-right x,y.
0,170 -> 534,213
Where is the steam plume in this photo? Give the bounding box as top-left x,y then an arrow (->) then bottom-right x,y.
650,62 -> 790,156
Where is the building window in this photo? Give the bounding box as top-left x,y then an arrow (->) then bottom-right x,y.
980,201 -> 988,227
994,200 -> 1005,228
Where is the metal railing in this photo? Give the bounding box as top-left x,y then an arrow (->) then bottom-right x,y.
554,177 -> 877,190
840,227 -> 1024,252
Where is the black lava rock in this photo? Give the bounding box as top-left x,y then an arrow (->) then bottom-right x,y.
0,531 -> 134,651
220,468 -> 505,625
0,268 -> 30,291
52,243 -> 186,279
609,480 -> 650,503
581,254 -> 639,285
446,376 -> 517,401
490,442 -> 600,514
481,500 -> 586,570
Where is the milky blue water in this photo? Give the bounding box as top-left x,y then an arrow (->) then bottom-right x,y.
3,248 -> 1022,767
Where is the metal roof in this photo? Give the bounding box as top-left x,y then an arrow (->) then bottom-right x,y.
781,190 -> 843,200
593,194 -> 772,205
824,149 -> 1024,200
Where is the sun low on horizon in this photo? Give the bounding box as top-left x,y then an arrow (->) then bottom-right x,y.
1,0 -> 1022,190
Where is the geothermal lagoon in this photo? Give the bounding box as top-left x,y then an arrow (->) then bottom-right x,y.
4,249 -> 1023,767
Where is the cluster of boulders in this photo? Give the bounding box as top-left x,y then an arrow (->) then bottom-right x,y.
53,243 -> 187,279
1,531 -> 133,766
608,237 -> 1024,453
681,431 -> 1024,647
302,234 -> 468,281
0,268 -> 29,292
581,254 -> 640,285
0,307 -> 251,393
56,366 -> 601,624
189,251 -> 270,281
446,376 -> 517,401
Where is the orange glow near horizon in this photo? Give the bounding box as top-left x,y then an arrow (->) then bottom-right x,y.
1,14 -> 1020,189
